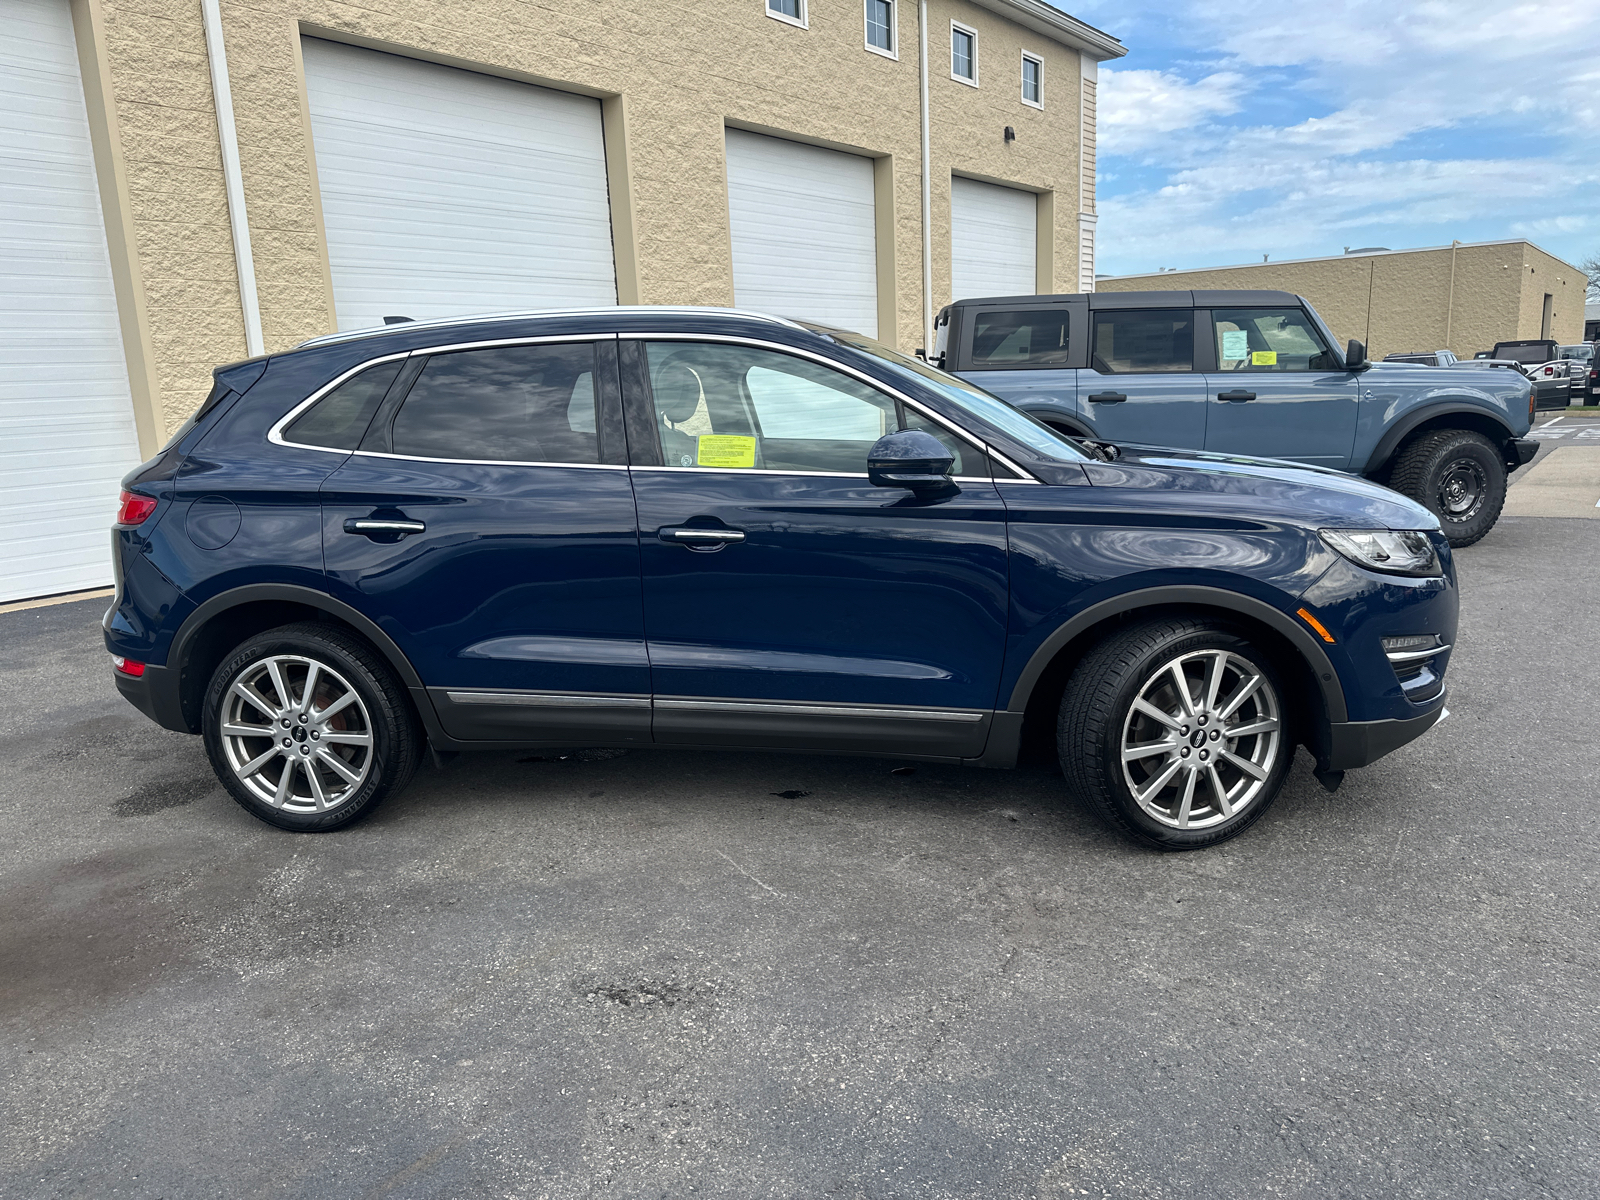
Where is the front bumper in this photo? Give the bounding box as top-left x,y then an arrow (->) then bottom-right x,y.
1324,700 -> 1447,771
1509,437 -> 1538,469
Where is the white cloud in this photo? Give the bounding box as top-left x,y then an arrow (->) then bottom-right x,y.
1097,68 -> 1249,154
1079,0 -> 1600,272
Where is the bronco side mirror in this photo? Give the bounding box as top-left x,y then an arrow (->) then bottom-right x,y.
866,430 -> 955,493
1345,339 -> 1369,371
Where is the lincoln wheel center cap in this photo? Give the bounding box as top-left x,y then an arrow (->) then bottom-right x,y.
292,725 -> 307,743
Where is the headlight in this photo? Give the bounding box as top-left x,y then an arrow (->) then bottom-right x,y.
1319,529 -> 1442,577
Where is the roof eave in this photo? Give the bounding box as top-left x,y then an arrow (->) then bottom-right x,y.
967,0 -> 1126,59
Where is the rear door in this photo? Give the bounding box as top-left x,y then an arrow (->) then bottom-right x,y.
1080,306 -> 1207,449
1202,306 -> 1358,468
316,335 -> 650,744
621,337 -> 1010,758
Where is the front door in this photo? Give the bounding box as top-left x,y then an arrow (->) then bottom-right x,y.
622,338 -> 1010,759
1080,307 -> 1208,449
319,336 -> 650,743
1203,306 -> 1359,468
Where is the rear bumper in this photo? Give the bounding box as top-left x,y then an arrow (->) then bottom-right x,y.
112,662 -> 193,734
1323,700 -> 1447,771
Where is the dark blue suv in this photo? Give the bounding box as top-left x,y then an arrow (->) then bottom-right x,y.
105,308 -> 1456,849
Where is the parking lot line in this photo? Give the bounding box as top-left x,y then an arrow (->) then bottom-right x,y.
1502,447 -> 1600,518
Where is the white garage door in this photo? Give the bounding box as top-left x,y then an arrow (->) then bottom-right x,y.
301,39 -> 616,332
951,177 -> 1037,301
725,129 -> 878,338
1,0 -> 142,603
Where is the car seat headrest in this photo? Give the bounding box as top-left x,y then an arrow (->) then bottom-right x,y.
654,361 -> 704,425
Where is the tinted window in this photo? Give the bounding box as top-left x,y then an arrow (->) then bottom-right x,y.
389,344 -> 599,463
644,342 -> 983,476
282,360 -> 402,450
969,310 -> 1070,367
1090,310 -> 1193,373
1212,308 -> 1337,372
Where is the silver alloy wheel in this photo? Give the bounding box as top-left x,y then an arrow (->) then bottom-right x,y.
220,654 -> 374,813
1119,649 -> 1282,830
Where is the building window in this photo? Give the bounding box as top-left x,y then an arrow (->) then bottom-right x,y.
1021,52 -> 1043,107
865,0 -> 896,57
951,22 -> 977,85
767,0 -> 806,28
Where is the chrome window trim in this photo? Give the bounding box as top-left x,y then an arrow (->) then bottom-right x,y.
654,697 -> 986,723
622,331 -> 1041,483
268,332 -> 616,457
629,465 -> 996,484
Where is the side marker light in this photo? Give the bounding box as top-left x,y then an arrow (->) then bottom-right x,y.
1296,607 -> 1337,644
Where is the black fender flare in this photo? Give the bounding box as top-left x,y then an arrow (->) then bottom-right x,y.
1004,585 -> 1348,724
1365,402 -> 1517,474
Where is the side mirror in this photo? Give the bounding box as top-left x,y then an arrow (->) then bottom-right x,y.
1345,339 -> 1368,371
867,430 -> 955,492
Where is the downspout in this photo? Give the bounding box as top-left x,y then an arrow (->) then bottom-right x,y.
918,0 -> 933,356
201,0 -> 264,357
1445,239 -> 1460,351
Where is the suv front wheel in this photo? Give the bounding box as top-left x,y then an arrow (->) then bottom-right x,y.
201,622 -> 423,831
1387,429 -> 1506,548
1058,619 -> 1292,850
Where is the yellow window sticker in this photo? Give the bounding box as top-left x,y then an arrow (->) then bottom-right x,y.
696,435 -> 757,468
1250,350 -> 1278,366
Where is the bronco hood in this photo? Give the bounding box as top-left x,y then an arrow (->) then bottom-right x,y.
1077,444 -> 1440,532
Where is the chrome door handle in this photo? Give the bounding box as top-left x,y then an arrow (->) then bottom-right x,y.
1217,390 -> 1256,402
660,526 -> 746,544
344,518 -> 426,536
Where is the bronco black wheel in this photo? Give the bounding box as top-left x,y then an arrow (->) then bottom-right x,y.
1388,429 -> 1506,549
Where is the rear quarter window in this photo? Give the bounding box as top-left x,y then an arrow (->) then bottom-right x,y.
282,359 -> 405,450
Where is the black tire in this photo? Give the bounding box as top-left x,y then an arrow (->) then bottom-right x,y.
202,621 -> 423,831
1058,618 -> 1293,851
1387,429 -> 1506,549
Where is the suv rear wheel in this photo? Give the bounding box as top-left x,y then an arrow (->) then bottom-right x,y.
1388,429 -> 1506,548
201,622 -> 423,831
1058,619 -> 1292,850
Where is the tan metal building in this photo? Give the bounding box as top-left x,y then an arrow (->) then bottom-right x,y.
3,0 -> 1122,602
1099,240 -> 1586,362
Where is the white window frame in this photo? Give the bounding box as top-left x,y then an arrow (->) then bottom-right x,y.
1020,50 -> 1044,108
766,0 -> 808,29
864,0 -> 898,60
950,20 -> 979,86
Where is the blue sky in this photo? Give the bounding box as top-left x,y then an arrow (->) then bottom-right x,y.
1057,0 -> 1600,278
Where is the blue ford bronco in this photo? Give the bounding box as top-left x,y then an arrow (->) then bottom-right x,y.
936,290 -> 1538,547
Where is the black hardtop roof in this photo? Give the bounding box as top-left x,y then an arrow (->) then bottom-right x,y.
946,289 -> 1305,310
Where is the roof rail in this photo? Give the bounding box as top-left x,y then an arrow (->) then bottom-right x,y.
294,306 -> 808,350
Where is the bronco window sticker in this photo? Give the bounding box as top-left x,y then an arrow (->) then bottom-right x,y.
1250,350 -> 1278,367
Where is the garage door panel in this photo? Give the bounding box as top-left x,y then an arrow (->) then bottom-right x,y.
302,38 -> 616,331
725,129 -> 878,339
951,177 -> 1037,302
1,0 -> 142,603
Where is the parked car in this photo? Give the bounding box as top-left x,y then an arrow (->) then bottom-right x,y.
1554,343 -> 1596,405
1491,339 -> 1559,368
1454,357 -> 1567,410
106,307 -> 1457,851
935,291 -> 1537,547
1384,350 -> 1459,366
1526,358 -> 1581,407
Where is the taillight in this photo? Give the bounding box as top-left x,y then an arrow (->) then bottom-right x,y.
111,655 -> 146,677
116,490 -> 158,526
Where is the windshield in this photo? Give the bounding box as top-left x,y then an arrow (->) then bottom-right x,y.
825,330 -> 1089,462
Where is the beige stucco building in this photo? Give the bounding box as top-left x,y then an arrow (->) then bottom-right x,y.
3,0 -> 1122,602
1098,240 -> 1586,362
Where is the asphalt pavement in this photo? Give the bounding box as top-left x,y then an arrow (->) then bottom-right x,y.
3,482 -> 1598,1198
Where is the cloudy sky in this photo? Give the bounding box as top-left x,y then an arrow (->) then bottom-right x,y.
1060,0 -> 1600,278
